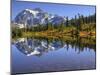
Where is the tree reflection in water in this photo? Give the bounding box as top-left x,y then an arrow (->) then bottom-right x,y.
12,36 -> 96,57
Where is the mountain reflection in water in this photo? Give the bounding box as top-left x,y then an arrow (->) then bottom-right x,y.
12,37 -> 96,57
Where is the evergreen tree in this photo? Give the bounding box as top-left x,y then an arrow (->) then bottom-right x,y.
66,16 -> 69,27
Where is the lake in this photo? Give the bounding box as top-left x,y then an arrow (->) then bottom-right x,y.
11,36 -> 96,74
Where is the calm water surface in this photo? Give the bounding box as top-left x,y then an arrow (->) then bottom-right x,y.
11,37 -> 96,74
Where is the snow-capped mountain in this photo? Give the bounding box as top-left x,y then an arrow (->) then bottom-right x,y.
14,8 -> 66,28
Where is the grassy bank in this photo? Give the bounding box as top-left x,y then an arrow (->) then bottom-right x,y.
22,29 -> 96,38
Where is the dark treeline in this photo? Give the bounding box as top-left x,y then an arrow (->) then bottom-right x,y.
68,13 -> 96,31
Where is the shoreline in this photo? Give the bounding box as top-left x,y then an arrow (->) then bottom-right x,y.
22,31 -> 96,38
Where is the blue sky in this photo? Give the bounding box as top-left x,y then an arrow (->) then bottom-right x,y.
12,0 -> 96,20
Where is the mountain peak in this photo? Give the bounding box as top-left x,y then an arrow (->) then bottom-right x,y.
24,9 -> 39,15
